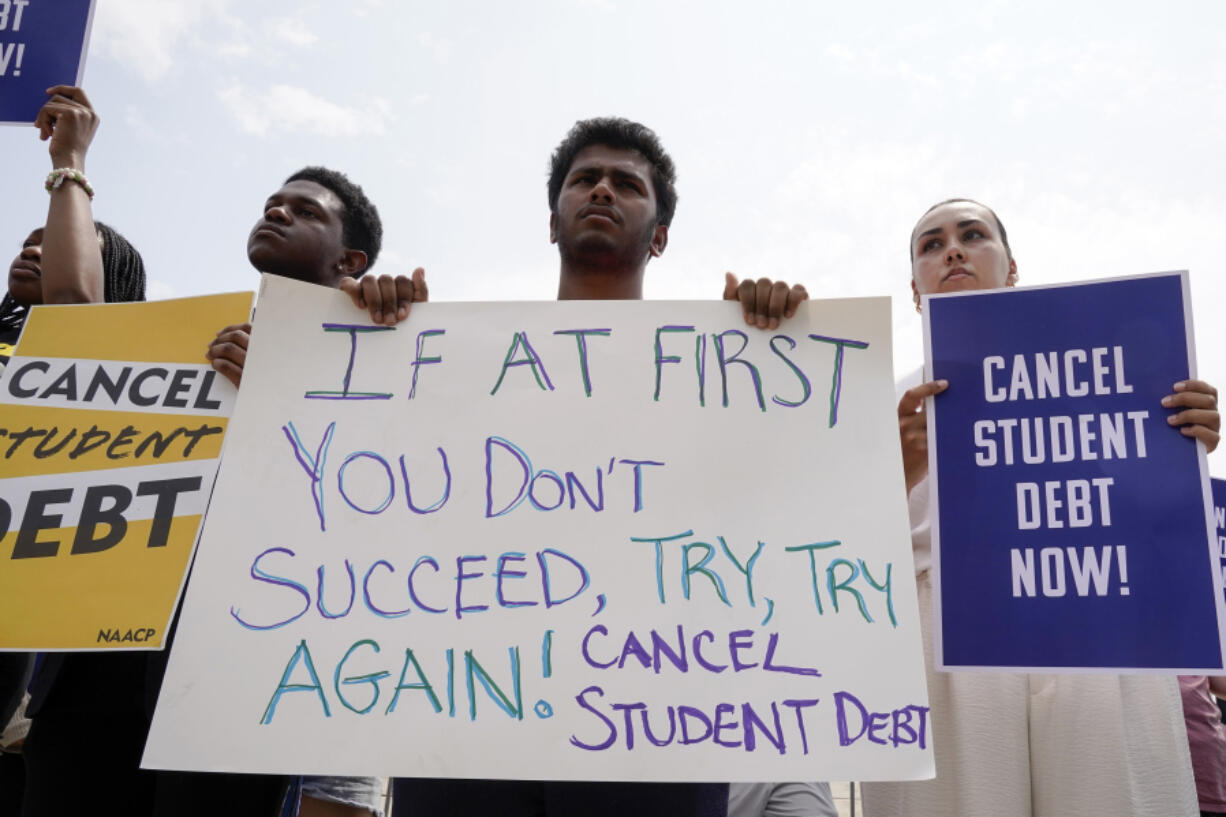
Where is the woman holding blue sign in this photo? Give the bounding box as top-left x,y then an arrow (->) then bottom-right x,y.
862,199 -> 1219,817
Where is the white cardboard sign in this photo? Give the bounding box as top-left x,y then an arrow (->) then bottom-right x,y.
145,275 -> 932,782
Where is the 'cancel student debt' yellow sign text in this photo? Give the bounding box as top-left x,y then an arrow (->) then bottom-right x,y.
0,292 -> 252,650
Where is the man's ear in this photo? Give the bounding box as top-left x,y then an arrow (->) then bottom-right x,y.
549,212 -> 558,245
648,224 -> 668,258
1006,257 -> 1019,287
340,249 -> 368,278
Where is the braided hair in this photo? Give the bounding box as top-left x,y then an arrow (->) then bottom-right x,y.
0,293 -> 24,335
94,222 -> 146,303
0,221 -> 146,334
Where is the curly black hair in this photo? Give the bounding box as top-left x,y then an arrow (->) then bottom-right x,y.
0,221 -> 145,334
286,167 -> 382,274
547,117 -> 677,227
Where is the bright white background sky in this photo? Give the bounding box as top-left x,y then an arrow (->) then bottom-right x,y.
3,0 -> 1224,476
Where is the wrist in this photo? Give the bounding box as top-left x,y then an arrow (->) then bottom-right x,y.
49,152 -> 85,171
45,168 -> 94,200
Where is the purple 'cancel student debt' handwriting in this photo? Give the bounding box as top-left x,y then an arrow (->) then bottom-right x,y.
571,629 -> 925,755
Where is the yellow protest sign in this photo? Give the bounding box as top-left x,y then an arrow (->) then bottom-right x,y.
0,292 -> 252,650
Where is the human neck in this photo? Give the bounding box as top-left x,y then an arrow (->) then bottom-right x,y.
556,259 -> 645,301
256,265 -> 345,290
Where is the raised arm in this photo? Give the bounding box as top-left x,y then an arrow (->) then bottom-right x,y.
33,86 -> 104,304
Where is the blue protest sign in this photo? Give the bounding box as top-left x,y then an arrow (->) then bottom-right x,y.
924,272 -> 1225,671
0,0 -> 96,125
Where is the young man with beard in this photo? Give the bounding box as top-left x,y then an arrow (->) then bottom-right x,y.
387,117 -> 807,817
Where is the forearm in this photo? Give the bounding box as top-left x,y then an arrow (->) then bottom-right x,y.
40,175 -> 104,304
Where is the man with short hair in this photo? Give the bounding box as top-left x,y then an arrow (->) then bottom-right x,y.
388,117 -> 806,817
207,165 -> 425,387
546,117 -> 806,324
547,117 -> 675,302
19,164 -> 408,817
192,166 -> 419,817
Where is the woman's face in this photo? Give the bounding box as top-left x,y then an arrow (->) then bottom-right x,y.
910,201 -> 1016,302
8,228 -> 44,306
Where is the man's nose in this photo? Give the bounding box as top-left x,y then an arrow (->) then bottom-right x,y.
265,204 -> 292,224
20,244 -> 41,261
589,176 -> 614,204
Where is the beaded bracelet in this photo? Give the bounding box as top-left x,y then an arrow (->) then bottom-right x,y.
45,167 -> 94,200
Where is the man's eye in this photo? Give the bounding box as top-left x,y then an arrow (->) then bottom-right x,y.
297,208 -> 317,218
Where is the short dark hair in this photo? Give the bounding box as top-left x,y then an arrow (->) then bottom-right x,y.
911,198 -> 1012,262
286,167 -> 383,273
547,117 -> 678,227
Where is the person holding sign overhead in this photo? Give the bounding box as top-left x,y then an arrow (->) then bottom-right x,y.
861,198 -> 1219,817
0,86 -> 145,365
6,86 -> 152,816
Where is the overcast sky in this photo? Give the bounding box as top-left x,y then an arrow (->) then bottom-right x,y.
3,0 -> 1224,476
